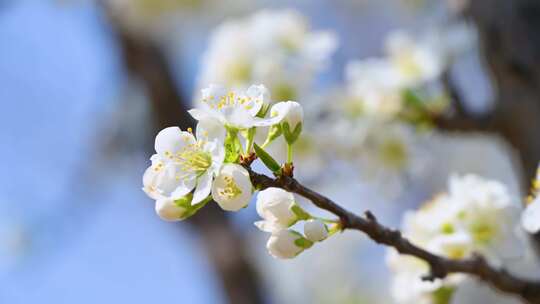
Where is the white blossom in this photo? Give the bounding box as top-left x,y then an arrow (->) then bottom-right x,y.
189,84 -> 284,130
266,229 -> 308,259
143,121 -> 224,206
387,174 -> 525,304
197,9 -> 337,102
304,219 -> 328,242
211,164 -> 252,211
255,187 -> 306,232
385,30 -> 445,87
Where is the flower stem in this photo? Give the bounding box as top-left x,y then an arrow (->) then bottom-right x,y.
287,143 -> 293,164
245,127 -> 256,154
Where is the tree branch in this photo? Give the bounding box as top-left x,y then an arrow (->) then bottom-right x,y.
244,165 -> 540,304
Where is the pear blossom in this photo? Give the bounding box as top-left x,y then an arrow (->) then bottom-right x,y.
387,174 -> 524,304
189,84 -> 284,130
304,219 -> 328,242
266,229 -> 311,259
385,30 -> 445,87
255,188 -> 308,232
143,121 -> 224,206
197,9 -> 337,102
211,164 -> 252,211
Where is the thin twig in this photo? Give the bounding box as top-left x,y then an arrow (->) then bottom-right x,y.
245,165 -> 540,304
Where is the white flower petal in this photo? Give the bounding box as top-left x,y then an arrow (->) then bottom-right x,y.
522,198 -> 540,234
192,171 -> 213,205
196,118 -> 226,143
154,127 -> 195,156
266,229 -> 304,259
245,84 -> 269,116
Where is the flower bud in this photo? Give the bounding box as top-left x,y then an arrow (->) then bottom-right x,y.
270,101 -> 303,145
155,198 -> 189,222
270,101 -> 303,127
266,229 -> 311,259
211,164 -> 253,211
304,219 -> 328,242
255,188 -> 307,232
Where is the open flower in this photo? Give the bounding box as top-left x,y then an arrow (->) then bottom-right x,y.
189,84 -> 284,130
255,187 -> 308,232
211,164 -> 253,211
144,121 -> 224,205
266,229 -> 311,259
197,9 -> 337,101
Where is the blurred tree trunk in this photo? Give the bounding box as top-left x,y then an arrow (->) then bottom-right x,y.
466,0 -> 540,250
101,7 -> 264,304
467,0 -> 540,183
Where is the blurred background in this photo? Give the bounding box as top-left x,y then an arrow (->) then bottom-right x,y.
1,0 -> 539,303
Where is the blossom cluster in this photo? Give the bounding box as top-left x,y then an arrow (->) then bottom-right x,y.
143,83 -> 334,258
387,174 -> 526,304
197,9 -> 337,102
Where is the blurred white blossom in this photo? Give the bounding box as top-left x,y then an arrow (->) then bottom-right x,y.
197,9 -> 337,102
387,174 -> 525,303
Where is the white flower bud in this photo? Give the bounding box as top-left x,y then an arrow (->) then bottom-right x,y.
155,198 -> 188,222
266,229 -> 306,259
270,101 -> 304,129
522,197 -> 540,234
211,164 -> 253,211
304,219 -> 328,242
255,188 -> 303,232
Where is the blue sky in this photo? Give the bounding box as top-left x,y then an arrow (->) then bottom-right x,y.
0,1 -> 224,303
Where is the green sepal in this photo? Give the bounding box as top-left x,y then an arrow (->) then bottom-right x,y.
290,204 -> 311,221
253,143 -> 281,173
294,237 -> 314,249
173,193 -> 211,220
262,124 -> 282,147
282,122 -> 302,145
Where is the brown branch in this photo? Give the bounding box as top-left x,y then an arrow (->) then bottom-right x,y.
244,165 -> 540,304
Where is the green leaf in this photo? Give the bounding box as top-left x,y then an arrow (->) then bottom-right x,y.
253,143 -> 281,173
